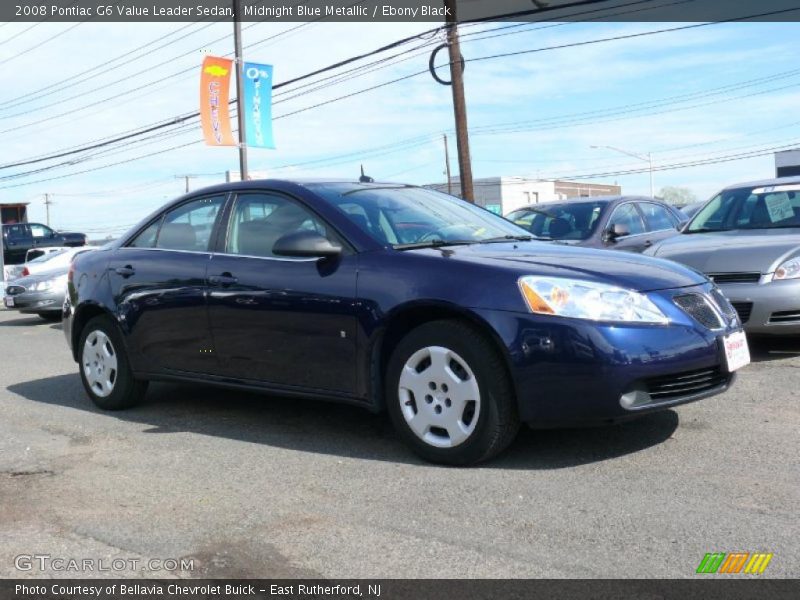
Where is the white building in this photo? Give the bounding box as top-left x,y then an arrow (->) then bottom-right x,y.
427,177 -> 621,215
775,149 -> 800,178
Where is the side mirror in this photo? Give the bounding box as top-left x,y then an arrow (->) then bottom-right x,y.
603,223 -> 630,243
272,231 -> 342,258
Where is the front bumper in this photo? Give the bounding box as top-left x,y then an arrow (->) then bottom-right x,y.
718,278 -> 800,335
4,289 -> 65,314
475,286 -> 740,426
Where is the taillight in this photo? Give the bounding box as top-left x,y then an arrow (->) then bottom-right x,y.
21,267 -> 29,276
68,261 -> 76,283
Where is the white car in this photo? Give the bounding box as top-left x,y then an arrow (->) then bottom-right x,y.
8,247 -> 94,280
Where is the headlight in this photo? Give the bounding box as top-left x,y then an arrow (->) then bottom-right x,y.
518,276 -> 670,324
30,275 -> 67,292
772,257 -> 800,281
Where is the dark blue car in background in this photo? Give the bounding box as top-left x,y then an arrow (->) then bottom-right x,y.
63,180 -> 750,465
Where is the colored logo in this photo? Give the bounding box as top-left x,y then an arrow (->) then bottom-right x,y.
204,65 -> 229,77
696,552 -> 773,574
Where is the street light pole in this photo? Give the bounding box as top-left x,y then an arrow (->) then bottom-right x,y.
591,145 -> 655,198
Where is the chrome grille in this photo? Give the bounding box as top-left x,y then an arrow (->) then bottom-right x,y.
645,367 -> 730,401
708,287 -> 738,323
673,293 -> 724,330
706,272 -> 761,284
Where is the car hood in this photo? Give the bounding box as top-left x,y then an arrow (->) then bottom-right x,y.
408,242 -> 706,292
648,228 -> 800,274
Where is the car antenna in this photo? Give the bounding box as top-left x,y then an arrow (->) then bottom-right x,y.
359,164 -> 374,183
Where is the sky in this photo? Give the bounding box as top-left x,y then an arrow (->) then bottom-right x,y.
1,11 -> 799,237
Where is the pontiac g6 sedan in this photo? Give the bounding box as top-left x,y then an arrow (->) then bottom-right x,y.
64,180 -> 749,465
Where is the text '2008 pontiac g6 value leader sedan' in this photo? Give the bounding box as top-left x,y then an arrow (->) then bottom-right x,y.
63,180 -> 750,465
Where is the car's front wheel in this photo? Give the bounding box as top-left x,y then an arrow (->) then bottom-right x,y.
386,320 -> 519,465
78,315 -> 147,410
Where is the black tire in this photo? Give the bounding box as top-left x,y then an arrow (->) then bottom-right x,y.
385,320 -> 520,465
78,314 -> 148,410
37,312 -> 61,322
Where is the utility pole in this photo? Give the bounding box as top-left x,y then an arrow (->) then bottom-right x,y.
44,193 -> 54,227
444,0 -> 474,202
233,0 -> 249,180
175,175 -> 198,194
443,134 -> 452,195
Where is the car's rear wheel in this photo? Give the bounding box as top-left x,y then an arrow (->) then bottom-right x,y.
78,315 -> 147,410
386,320 -> 519,465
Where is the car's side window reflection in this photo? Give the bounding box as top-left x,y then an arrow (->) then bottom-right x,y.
128,219 -> 161,248
155,196 -> 225,252
226,193 -> 330,258
608,204 -> 645,236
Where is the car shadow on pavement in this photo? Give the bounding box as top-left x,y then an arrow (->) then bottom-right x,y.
747,336 -> 800,363
8,373 -> 681,469
0,314 -> 50,327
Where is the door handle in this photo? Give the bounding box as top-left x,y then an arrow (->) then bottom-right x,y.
209,273 -> 238,286
114,265 -> 135,277
643,240 -> 653,247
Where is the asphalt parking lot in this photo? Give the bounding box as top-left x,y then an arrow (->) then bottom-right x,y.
1,308 -> 798,579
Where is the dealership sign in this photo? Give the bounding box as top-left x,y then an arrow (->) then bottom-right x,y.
242,62 -> 275,149
199,56 -> 236,147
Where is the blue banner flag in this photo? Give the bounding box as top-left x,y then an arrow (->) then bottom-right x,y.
242,62 -> 275,149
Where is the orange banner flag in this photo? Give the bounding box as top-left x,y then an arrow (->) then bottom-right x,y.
200,56 -> 237,147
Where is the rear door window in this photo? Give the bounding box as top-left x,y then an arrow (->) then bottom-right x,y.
639,202 -> 678,231
608,204 -> 645,235
155,196 -> 225,251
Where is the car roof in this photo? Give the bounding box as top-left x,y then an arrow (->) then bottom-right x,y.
511,196 -> 657,210
190,178 -> 410,194
721,175 -> 800,190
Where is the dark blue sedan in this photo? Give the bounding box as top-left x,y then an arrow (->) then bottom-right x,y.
63,180 -> 750,465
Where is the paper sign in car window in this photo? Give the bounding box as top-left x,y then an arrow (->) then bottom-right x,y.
764,194 -> 794,223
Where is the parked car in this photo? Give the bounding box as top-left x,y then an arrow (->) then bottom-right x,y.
64,180 -> 748,465
2,222 -> 87,265
646,177 -> 800,336
680,201 -> 706,219
505,196 -> 687,253
4,268 -> 69,320
6,246 -> 85,280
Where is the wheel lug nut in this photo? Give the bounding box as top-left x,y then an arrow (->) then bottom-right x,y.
442,384 -> 448,392
445,398 -> 451,407
428,382 -> 436,390
434,405 -> 442,414
425,395 -> 433,403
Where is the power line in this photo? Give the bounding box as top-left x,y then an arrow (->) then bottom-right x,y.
2,2 -> 792,186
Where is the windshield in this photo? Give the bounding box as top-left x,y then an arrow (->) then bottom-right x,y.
687,184 -> 800,232
28,249 -> 69,264
506,201 -> 607,241
306,183 -> 532,248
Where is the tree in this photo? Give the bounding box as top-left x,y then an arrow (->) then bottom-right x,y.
658,186 -> 698,207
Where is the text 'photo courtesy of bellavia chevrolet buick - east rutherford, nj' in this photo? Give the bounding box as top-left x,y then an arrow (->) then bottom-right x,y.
1,0 -> 799,589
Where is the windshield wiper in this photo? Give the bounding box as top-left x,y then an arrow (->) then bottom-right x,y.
478,235 -> 536,243
685,227 -> 729,234
394,240 -> 475,250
